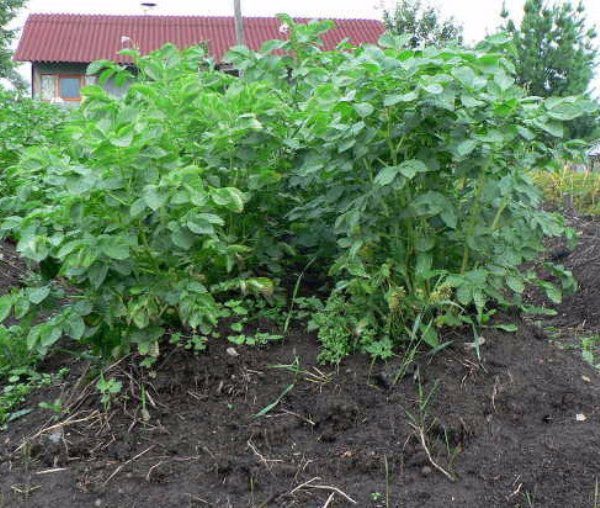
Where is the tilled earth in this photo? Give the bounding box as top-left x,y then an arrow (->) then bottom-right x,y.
0,216 -> 599,507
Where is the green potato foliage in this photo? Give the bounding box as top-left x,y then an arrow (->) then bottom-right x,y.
0,45 -> 291,358
0,90 -> 66,172
232,19 -> 589,361
0,18 -> 591,363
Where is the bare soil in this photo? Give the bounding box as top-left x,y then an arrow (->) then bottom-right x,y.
1,216 -> 600,508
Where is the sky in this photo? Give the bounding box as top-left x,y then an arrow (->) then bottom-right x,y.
9,0 -> 600,92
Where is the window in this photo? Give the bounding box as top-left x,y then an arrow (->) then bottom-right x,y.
40,75 -> 56,101
59,77 -> 81,99
39,74 -> 84,102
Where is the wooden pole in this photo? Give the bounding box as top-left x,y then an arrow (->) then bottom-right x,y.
233,0 -> 245,46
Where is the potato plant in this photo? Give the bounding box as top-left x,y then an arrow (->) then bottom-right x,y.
0,45 -> 291,358
0,90 -> 65,172
0,19 -> 590,363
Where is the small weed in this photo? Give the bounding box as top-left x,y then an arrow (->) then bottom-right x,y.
581,335 -> 600,369
0,367 -> 68,427
96,375 -> 123,411
270,357 -> 332,385
523,490 -> 535,507
227,332 -> 283,346
253,383 -> 295,418
38,398 -> 64,415
371,491 -> 383,501
169,332 -> 207,352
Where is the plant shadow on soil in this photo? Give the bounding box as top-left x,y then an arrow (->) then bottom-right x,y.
1,217 -> 600,508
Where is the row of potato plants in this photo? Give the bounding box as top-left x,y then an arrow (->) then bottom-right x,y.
0,17 -> 592,363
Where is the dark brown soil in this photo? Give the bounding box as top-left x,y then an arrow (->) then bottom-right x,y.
1,221 -> 600,507
0,238 -> 25,293
545,214 -> 600,334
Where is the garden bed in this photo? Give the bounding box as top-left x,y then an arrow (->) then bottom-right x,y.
1,216 -> 600,507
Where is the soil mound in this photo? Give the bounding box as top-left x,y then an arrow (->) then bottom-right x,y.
1,219 -> 600,507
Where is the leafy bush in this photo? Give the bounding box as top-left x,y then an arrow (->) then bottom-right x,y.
0,19 -> 590,364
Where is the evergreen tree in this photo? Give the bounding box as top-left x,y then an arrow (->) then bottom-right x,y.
383,0 -> 463,49
0,0 -> 26,89
501,0 -> 596,97
502,1 -> 598,139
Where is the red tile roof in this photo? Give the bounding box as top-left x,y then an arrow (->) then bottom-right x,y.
15,13 -> 384,64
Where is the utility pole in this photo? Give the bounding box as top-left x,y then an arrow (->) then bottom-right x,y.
233,0 -> 245,46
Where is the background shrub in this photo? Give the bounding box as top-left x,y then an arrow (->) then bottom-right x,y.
0,90 -> 65,171
533,167 -> 600,216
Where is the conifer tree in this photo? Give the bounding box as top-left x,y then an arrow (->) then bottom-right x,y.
383,0 -> 463,49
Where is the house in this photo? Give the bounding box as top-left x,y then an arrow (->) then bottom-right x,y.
14,13 -> 384,103
587,142 -> 600,172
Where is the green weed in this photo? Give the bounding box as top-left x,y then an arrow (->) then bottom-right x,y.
0,367 -> 68,427
581,335 -> 600,369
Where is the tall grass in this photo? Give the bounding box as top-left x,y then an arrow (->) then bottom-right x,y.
533,167 -> 600,215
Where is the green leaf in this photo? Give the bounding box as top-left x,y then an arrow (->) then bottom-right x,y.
144,186 -> 167,211
187,216 -> 215,235
452,66 -> 477,88
102,241 -> 130,261
111,126 -> 134,148
383,91 -> 418,106
374,165 -> 400,186
422,83 -> 443,95
494,323 -> 518,332
375,159 -> 427,186
354,102 -> 375,117
253,383 -> 295,418
40,324 -> 62,349
378,32 -> 411,49
506,275 -> 525,294
130,198 -> 147,217
211,188 -> 245,212
456,139 -> 477,157
521,306 -> 558,317
171,228 -> 196,250
410,192 -> 457,228
88,264 -> 109,288
542,282 -> 562,304
545,97 -> 585,121
0,295 -> 12,322
67,316 -> 86,340
461,94 -> 485,108
517,126 -> 535,140
29,286 -> 51,305
493,70 -> 513,92
533,118 -> 563,138
415,237 -> 435,252
397,159 -> 428,179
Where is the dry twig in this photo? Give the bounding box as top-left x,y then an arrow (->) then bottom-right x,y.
410,423 -> 455,482
103,445 -> 155,485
